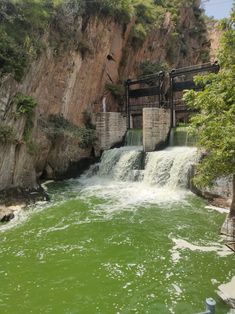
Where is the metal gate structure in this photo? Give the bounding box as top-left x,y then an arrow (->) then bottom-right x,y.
169,62 -> 220,127
124,62 -> 220,129
125,71 -> 165,129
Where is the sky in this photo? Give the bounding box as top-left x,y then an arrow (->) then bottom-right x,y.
203,0 -> 234,19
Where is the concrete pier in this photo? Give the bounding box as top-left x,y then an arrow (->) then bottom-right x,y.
94,112 -> 127,154
143,108 -> 171,152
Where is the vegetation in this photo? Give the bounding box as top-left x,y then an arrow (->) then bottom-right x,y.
83,0 -> 133,24
12,92 -> 37,141
184,6 -> 235,216
82,110 -> 95,130
0,0 -> 58,80
0,123 -> 16,144
0,0 -> 208,80
105,83 -> 125,104
42,114 -> 95,149
11,93 -> 38,155
139,60 -> 168,77
26,140 -> 40,155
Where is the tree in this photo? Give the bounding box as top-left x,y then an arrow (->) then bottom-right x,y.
183,6 -> 235,217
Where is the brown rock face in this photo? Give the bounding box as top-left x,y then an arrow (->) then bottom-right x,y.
0,5 -> 211,194
207,21 -> 223,61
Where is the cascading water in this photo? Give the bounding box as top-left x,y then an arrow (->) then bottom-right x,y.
125,129 -> 143,146
96,146 -> 199,190
169,127 -> 198,147
98,146 -> 143,181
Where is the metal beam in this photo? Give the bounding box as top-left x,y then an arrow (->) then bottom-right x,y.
129,86 -> 160,98
170,63 -> 220,78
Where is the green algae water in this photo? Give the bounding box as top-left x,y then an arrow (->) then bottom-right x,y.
169,127 -> 198,147
125,129 -> 143,146
0,147 -> 234,314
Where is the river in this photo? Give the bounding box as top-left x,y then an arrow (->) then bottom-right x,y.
0,146 -> 234,313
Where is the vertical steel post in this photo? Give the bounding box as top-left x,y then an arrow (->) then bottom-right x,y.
170,75 -> 174,128
125,80 -> 130,130
158,76 -> 161,107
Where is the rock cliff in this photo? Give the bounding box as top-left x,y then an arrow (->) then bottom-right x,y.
0,1 -> 211,199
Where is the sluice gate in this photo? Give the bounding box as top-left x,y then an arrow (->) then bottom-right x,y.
124,62 -> 220,129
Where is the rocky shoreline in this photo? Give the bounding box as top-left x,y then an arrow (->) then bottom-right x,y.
0,204 -> 25,222
0,182 -> 232,225
0,185 -> 49,223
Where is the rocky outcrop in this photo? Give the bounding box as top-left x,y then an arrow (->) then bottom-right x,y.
0,3 -> 211,197
0,204 -> 24,222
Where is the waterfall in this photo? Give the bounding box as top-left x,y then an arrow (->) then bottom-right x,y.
96,146 -> 199,190
169,127 -> 197,147
144,147 -> 198,188
125,129 -> 143,146
98,147 -> 143,181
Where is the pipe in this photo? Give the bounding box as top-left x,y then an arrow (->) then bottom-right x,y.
197,298 -> 216,314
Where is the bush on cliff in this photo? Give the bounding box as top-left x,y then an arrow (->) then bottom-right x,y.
139,60 -> 169,77
0,0 -> 57,81
0,124 -> 16,144
12,93 -> 37,141
105,83 -> 125,105
41,114 -> 96,149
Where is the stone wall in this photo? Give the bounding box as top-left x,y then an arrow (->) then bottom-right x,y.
143,108 -> 171,152
94,112 -> 127,154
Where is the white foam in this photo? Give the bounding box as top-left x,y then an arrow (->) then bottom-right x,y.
79,176 -> 190,214
0,200 -> 53,233
205,205 -> 229,214
172,283 -> 183,296
170,238 -> 233,263
41,180 -> 54,191
211,278 -> 219,285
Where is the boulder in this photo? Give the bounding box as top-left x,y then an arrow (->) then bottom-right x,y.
0,207 -> 14,222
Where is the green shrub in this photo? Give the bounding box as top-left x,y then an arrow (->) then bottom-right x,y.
105,83 -> 125,104
78,128 -> 96,149
200,49 -> 210,63
0,29 -> 28,81
42,114 -> 96,149
135,2 -> 156,25
27,140 -> 40,155
0,124 -> 16,144
13,93 -> 37,116
139,60 -> 168,77
12,93 -> 37,141
131,23 -> 147,46
84,0 -> 133,24
0,0 -> 60,81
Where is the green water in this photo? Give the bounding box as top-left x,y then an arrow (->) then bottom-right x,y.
170,127 -> 198,147
0,179 -> 234,314
125,129 -> 143,146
